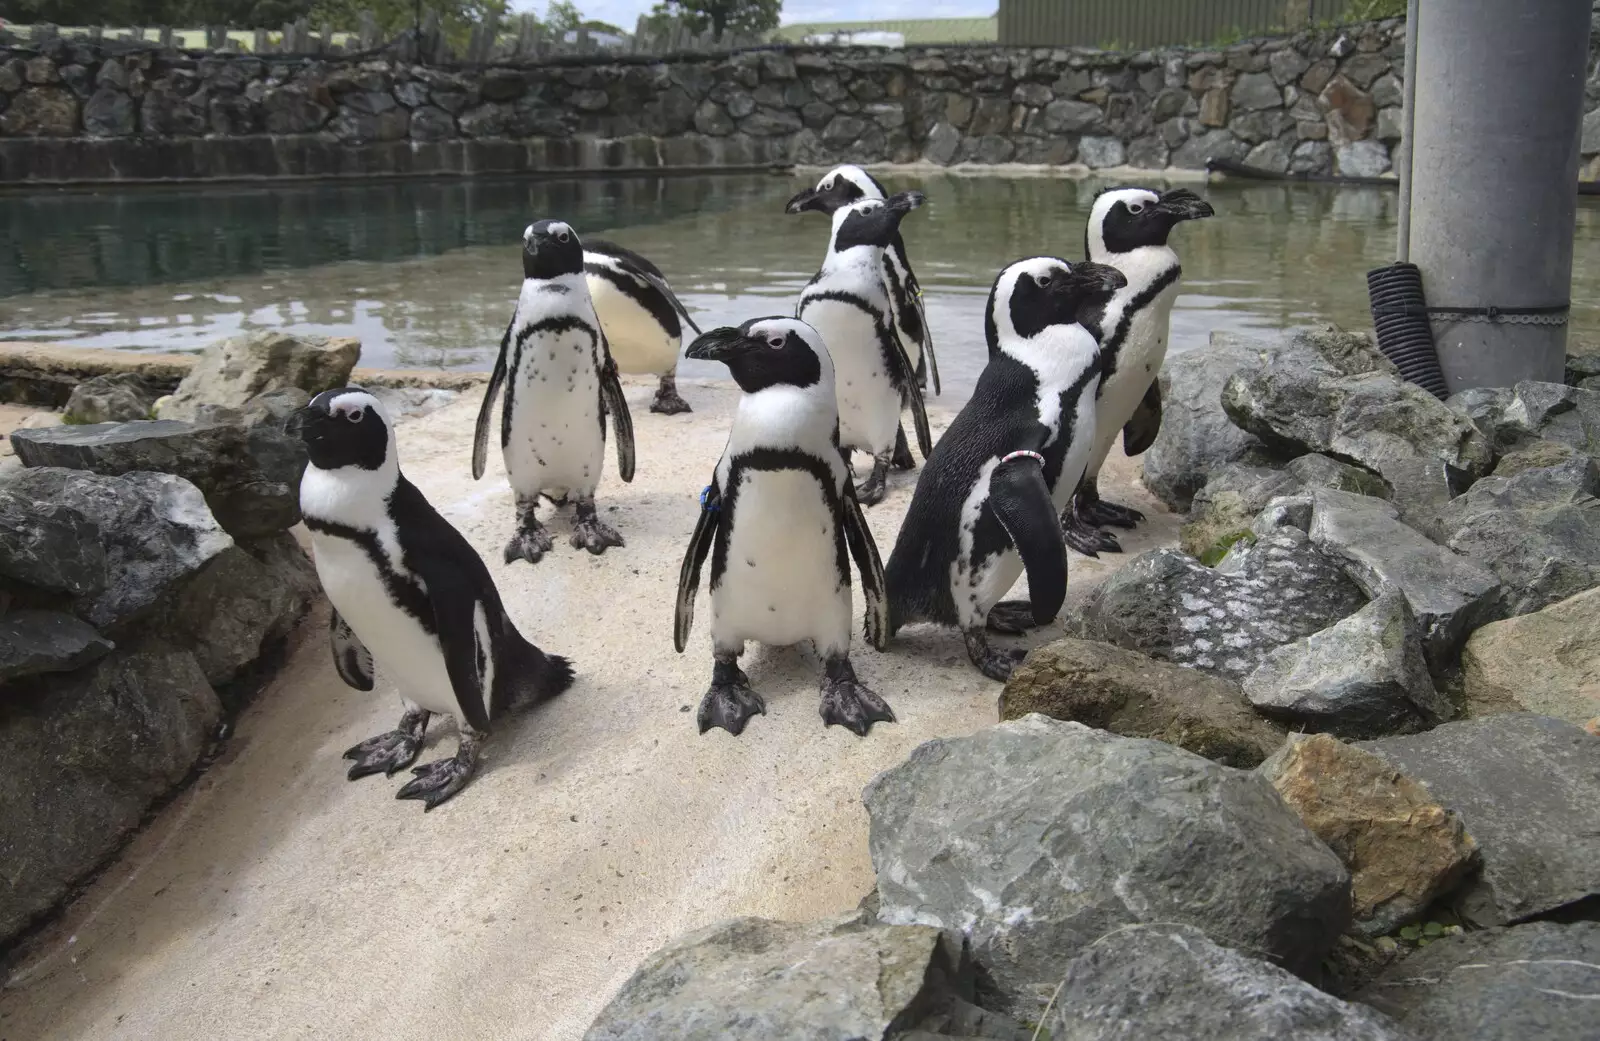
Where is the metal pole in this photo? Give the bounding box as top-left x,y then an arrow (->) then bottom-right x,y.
1406,0 -> 1591,391
1394,0 -> 1422,263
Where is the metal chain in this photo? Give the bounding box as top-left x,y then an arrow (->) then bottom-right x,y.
1427,310 -> 1570,326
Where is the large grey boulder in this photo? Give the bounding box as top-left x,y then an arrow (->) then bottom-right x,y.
582,912 -> 972,1041
1495,379 -> 1600,457
1463,585 -> 1600,725
1042,924 -> 1417,1041
159,330 -> 359,421
0,639 -> 221,945
63,372 -> 160,424
1307,489 -> 1500,670
864,716 -> 1351,1017
1244,591 -> 1451,738
1358,922 -> 1600,1041
1076,528 -> 1366,683
1179,463 -> 1302,561
0,610 -> 114,683
1285,452 -> 1393,498
1359,714 -> 1600,925
999,638 -> 1287,768
1426,455 -> 1600,618
11,418 -> 306,538
0,468 -> 232,630
0,485 -> 108,596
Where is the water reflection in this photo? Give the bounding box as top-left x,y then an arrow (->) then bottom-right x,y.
3,172 -> 1597,403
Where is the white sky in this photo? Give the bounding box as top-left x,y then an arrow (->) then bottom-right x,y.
507,1 -> 996,28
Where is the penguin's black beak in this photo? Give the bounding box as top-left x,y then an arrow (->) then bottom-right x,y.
1156,188 -> 1215,222
785,186 -> 826,214
1061,261 -> 1128,297
886,189 -> 927,214
685,326 -> 751,365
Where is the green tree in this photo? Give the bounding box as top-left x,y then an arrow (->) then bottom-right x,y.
11,0 -> 313,25
648,0 -> 781,39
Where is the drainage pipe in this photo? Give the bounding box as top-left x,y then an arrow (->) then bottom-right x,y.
1404,0 -> 1592,391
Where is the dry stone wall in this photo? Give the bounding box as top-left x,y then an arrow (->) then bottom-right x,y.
3,18 -> 1600,184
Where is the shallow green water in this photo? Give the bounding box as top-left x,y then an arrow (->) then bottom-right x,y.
3,172 -> 1598,403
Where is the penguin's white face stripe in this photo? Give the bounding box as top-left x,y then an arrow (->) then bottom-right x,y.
325,390 -> 385,425
526,221 -> 575,244
816,164 -> 882,201
992,257 -> 1073,343
1088,189 -> 1160,259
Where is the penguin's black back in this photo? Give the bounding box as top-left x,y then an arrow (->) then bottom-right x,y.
585,238 -> 667,280
583,238 -> 682,340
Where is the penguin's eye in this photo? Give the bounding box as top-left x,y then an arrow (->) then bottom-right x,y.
556,230 -> 571,244
1035,273 -> 1052,287
767,335 -> 786,349
1127,202 -> 1146,215
347,408 -> 365,423
822,178 -> 834,190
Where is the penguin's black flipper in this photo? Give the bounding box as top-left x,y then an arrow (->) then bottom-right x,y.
417,570 -> 493,735
989,456 -> 1069,627
892,333 -> 935,460
1122,379 -> 1162,457
598,352 -> 637,483
472,318 -> 514,481
330,610 -> 375,691
643,270 -> 702,336
674,481 -> 721,653
841,483 -> 889,651
905,270 -> 940,397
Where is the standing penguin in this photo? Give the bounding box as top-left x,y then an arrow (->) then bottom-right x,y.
583,239 -> 702,416
797,191 -> 933,506
674,317 -> 895,738
787,164 -> 939,470
473,220 -> 636,565
886,257 -> 1127,681
294,388 -> 575,810
1063,186 -> 1214,555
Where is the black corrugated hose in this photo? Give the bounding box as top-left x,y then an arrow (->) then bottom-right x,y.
1366,262 -> 1450,399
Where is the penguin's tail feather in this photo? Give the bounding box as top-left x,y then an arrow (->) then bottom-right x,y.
507,630 -> 576,709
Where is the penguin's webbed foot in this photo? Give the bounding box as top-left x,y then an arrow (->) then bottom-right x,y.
650,373 -> 693,415
344,729 -> 424,780
856,451 -> 893,506
964,629 -> 1027,682
890,424 -> 916,471
396,730 -> 482,811
986,600 -> 1039,635
819,656 -> 895,736
504,524 -> 555,565
697,659 -> 766,736
1081,495 -> 1145,530
570,514 -> 624,555
1062,510 -> 1121,557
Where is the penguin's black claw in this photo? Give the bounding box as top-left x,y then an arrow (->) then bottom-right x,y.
504,526 -> 554,565
964,629 -> 1023,682
890,425 -> 916,471
343,729 -> 424,780
819,659 -> 896,737
857,453 -> 892,506
1082,496 -> 1145,530
1062,513 -> 1121,557
649,387 -> 693,415
696,679 -> 767,736
986,600 -> 1038,635
570,517 -> 624,555
396,751 -> 478,811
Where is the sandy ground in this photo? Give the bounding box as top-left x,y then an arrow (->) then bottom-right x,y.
0,379 -> 1178,1041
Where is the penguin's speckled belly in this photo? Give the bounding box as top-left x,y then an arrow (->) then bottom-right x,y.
587,275 -> 679,375
801,298 -> 900,454
712,469 -> 850,655
1090,286 -> 1177,476
505,329 -> 606,498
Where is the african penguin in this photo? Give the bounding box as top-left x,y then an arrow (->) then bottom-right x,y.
1063,186 -> 1214,556
674,318 -> 895,738
787,164 -> 939,471
885,257 -> 1127,681
796,191 -> 933,507
294,387 -> 575,810
583,239 -> 702,416
473,219 -> 637,565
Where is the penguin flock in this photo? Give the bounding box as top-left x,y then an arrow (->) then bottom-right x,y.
290,167 -> 1214,809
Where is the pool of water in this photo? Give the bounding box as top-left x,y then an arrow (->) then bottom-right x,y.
4,172 -> 1600,404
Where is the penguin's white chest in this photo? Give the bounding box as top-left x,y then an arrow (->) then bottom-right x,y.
712,469 -> 850,654
505,326 -> 606,497
310,532 -> 459,718
587,275 -> 679,375
1091,281 -> 1179,472
799,295 -> 900,454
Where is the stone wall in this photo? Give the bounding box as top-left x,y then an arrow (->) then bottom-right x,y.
2,19 -> 1598,184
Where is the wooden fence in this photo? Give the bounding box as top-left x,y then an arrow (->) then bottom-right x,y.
998,0 -> 1354,48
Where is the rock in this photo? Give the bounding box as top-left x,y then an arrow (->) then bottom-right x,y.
1358,922 -> 1600,1041
1231,71 -> 1282,111
0,468 -> 231,630
1243,137 -> 1293,174
0,610 -> 114,683
1077,134 -> 1124,167
1290,138 -> 1333,174
160,331 -> 357,422
921,121 -> 961,164
1308,489 -> 1500,670
1270,48 -> 1311,86
408,104 -> 454,140
1319,75 -> 1374,143
1427,456 -> 1600,617
1170,127 -> 1247,168
1180,463 -> 1302,560
82,86 -> 135,136
237,386 -> 311,428
1198,87 -> 1228,126
1359,714 -> 1600,925
0,86 -> 79,136
63,372 -> 158,424
1077,529 -> 1367,683
10,420 -> 305,540
1336,140 -> 1390,177
865,717 -> 1350,1016
1491,438 -> 1578,477
1286,453 -> 1392,497
581,913 -> 969,1041
0,639 -> 220,945
1041,98 -> 1103,133
1041,924 -> 1414,1041
139,85 -> 207,136
1496,379 -> 1600,456
368,387 -> 456,421
691,100 -> 734,136
1261,734 -> 1478,936
1463,586 -> 1600,726
1244,592 -> 1451,738
999,638 -> 1286,767
0,485 -> 109,596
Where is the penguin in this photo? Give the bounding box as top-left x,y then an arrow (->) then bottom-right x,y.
293,387 -> 575,810
674,317 -> 895,738
1063,186 -> 1215,556
472,219 -> 636,565
796,191 -> 933,507
885,257 -> 1128,681
786,164 -> 938,471
583,239 -> 702,416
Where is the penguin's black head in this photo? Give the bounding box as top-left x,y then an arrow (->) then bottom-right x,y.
685,317 -> 827,394
289,387 -> 392,471
522,219 -> 584,280
784,164 -> 886,215
1088,186 -> 1215,258
985,257 -> 1129,348
830,191 -> 926,252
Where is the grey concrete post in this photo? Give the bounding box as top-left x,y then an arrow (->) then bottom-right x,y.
1404,0 -> 1592,391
